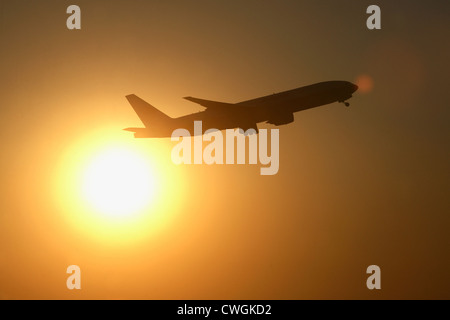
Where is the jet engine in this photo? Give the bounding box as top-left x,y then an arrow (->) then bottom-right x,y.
267,112 -> 294,126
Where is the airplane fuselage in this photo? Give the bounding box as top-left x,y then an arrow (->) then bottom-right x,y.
125,81 -> 358,138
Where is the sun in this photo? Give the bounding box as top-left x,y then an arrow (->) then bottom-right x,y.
81,147 -> 156,218
53,126 -> 187,244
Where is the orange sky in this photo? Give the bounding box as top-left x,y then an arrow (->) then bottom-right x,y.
0,1 -> 449,299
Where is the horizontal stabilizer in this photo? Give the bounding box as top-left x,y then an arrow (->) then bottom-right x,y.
184,96 -> 234,109
123,127 -> 139,132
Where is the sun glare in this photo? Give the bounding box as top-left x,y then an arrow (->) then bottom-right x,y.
355,74 -> 374,93
53,126 -> 186,245
82,148 -> 155,218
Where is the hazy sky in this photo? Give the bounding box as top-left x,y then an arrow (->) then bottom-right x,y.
0,0 -> 449,299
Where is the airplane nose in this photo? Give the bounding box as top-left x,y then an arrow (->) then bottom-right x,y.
351,83 -> 359,92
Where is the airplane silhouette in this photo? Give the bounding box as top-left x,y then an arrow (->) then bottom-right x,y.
124,80 -> 358,138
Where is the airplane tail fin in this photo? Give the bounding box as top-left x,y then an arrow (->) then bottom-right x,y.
125,94 -> 172,128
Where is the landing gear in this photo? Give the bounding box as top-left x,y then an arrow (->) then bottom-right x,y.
339,100 -> 350,107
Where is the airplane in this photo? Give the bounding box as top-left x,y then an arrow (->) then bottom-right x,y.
124,80 -> 358,138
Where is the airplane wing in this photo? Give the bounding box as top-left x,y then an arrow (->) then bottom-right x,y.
184,96 -> 234,109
